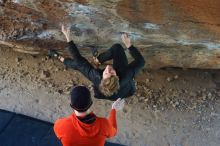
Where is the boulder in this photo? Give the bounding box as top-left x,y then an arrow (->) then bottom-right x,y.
0,0 -> 220,69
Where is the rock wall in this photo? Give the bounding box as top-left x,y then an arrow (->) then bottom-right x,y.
1,0 -> 220,69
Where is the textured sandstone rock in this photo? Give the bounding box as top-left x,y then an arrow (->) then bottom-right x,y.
0,0 -> 220,69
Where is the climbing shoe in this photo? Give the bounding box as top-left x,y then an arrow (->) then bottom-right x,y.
48,49 -> 59,58
88,45 -> 99,58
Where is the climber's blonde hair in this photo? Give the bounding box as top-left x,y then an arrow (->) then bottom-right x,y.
99,75 -> 120,96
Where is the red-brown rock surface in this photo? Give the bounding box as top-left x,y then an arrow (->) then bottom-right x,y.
1,0 -> 220,69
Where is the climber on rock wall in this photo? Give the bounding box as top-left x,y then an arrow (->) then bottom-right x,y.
48,24 -> 145,101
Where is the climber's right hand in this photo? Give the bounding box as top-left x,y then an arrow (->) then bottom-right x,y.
61,24 -> 71,42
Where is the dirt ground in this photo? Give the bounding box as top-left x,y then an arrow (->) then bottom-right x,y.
0,46 -> 220,146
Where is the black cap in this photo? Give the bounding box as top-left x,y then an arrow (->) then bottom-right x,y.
70,86 -> 93,112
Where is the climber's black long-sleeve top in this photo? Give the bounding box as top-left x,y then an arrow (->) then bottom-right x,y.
63,41 -> 145,101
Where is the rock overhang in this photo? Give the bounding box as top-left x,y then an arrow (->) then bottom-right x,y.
1,0 -> 220,69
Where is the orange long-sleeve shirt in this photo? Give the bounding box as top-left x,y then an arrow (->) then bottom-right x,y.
54,109 -> 117,146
